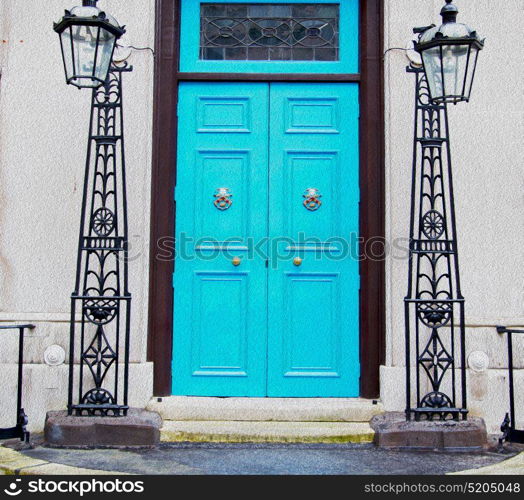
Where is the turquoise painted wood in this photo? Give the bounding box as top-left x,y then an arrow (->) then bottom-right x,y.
173,82 -> 360,397
180,0 -> 359,74
172,82 -> 269,396
267,83 -> 360,396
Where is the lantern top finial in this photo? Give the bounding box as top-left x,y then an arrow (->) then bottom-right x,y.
441,1 -> 458,24
416,0 -> 483,48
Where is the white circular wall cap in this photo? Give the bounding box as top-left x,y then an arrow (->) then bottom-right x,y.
44,345 -> 66,366
468,350 -> 489,372
406,37 -> 422,67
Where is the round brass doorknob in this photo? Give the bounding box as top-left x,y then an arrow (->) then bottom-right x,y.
232,256 -> 242,267
293,257 -> 303,267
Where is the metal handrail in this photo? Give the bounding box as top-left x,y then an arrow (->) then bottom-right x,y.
497,325 -> 524,445
0,324 -> 34,442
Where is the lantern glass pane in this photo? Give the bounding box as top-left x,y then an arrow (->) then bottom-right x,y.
61,25 -> 116,87
442,44 -> 469,103
72,25 -> 99,82
94,28 -> 116,82
422,46 -> 443,102
59,29 -> 75,82
464,46 -> 479,101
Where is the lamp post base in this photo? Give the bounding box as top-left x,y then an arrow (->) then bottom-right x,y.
371,412 -> 487,451
44,409 -> 162,449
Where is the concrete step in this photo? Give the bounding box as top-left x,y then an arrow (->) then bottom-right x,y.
147,396 -> 383,423
160,421 -> 375,444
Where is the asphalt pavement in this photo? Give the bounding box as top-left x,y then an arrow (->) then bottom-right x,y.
22,443 -> 518,475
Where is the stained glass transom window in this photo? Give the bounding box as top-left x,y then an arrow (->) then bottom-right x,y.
200,3 -> 340,62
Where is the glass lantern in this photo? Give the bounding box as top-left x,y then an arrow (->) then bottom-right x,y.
54,0 -> 125,89
415,0 -> 484,104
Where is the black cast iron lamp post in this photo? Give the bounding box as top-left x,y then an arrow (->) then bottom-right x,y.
54,0 -> 125,89
414,0 -> 484,104
52,2 -> 132,418
404,0 -> 485,423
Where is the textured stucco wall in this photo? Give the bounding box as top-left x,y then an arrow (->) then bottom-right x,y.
0,0 -> 155,430
383,0 -> 524,432
0,0 -> 522,434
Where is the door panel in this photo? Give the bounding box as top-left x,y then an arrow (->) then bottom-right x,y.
173,82 -> 360,397
172,82 -> 269,396
281,272 -> 342,377
267,83 -> 360,397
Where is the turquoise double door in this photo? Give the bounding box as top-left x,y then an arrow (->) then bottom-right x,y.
173,82 -> 360,397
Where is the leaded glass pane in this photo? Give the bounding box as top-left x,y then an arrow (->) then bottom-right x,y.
200,3 -> 340,62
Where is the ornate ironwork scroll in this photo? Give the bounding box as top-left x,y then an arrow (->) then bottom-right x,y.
404,65 -> 467,421
68,63 -> 132,417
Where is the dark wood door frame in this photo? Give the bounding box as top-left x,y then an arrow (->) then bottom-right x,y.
148,0 -> 385,398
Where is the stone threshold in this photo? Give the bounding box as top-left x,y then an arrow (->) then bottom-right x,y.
147,396 -> 384,423
160,421 -> 375,444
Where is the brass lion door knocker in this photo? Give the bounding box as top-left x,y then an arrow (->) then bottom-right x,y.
303,188 -> 322,211
213,187 -> 233,211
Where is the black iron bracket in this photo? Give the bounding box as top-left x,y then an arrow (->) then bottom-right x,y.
413,24 -> 436,35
